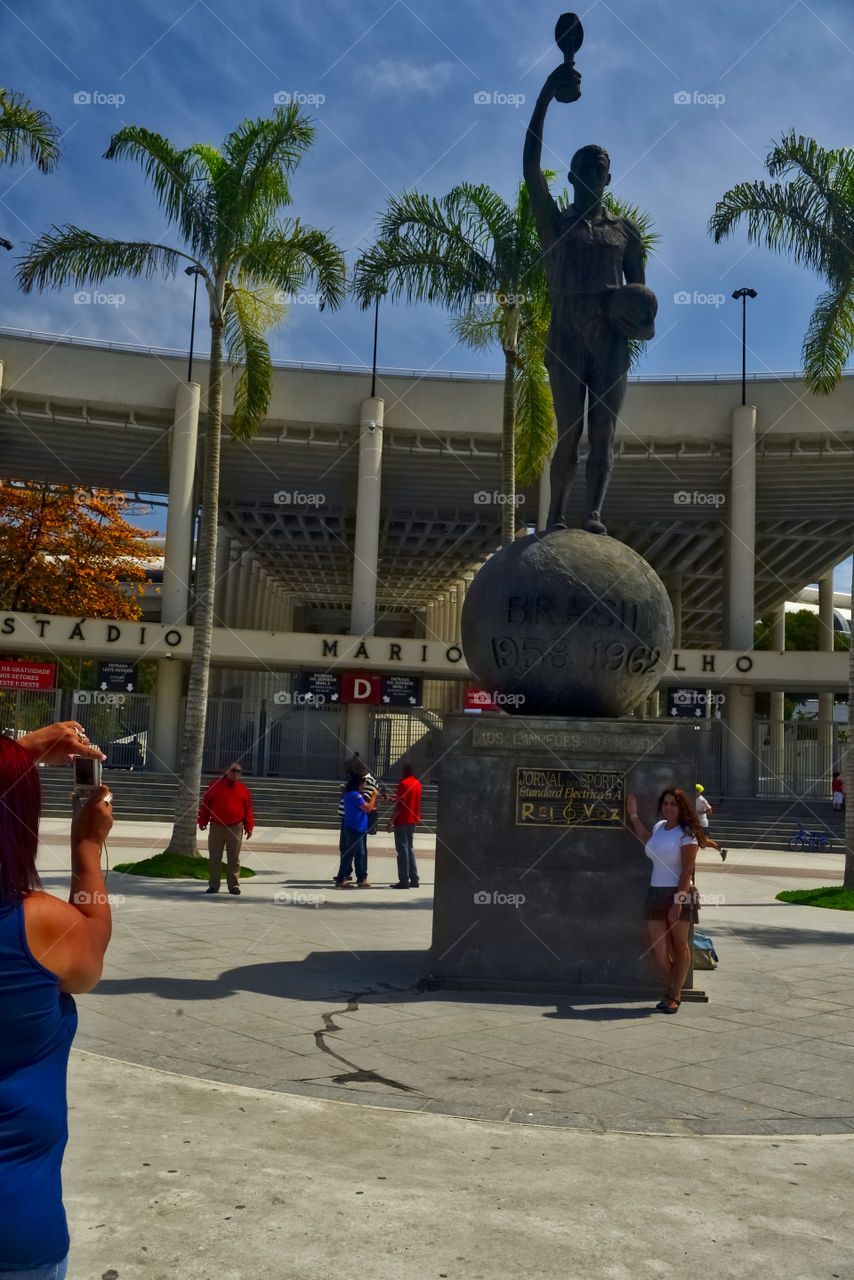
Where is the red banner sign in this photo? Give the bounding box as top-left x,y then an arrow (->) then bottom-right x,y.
465,687 -> 498,712
0,660 -> 56,690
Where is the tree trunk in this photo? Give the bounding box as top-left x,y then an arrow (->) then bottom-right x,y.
164,319 -> 224,855
846,555 -> 854,890
501,348 -> 517,546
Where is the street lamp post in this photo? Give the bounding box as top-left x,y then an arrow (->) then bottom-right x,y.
370,291 -> 382,398
185,265 -> 205,382
732,287 -> 758,406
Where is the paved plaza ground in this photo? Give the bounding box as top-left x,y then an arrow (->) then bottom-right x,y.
36,819 -> 854,1278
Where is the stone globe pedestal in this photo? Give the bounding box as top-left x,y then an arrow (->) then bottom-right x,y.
423,530 -> 706,1000
460,528 -> 673,716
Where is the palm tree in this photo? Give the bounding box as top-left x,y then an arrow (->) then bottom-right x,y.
18,107 -> 346,855
353,181 -> 658,544
0,88 -> 61,173
709,131 -> 854,891
0,88 -> 61,247
353,180 -> 552,544
709,132 -> 854,396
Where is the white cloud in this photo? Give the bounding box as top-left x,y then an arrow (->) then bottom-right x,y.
369,58 -> 459,96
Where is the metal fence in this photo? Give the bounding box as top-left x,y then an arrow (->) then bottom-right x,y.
754,719 -> 848,798
72,691 -> 153,769
0,687 -> 63,737
261,703 -> 346,778
180,697 -> 265,774
372,709 -> 444,783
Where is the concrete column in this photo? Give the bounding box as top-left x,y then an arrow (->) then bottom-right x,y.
818,572 -> 835,787
160,383 -> 200,623
235,554 -> 252,626
350,397 -> 383,636
248,562 -> 262,629
667,574 -> 683,648
726,405 -> 756,650
537,461 -> 551,532
153,382 -> 200,773
213,530 -> 231,626
769,607 -> 786,796
220,547 -> 237,629
347,397 -> 384,761
262,579 -> 274,632
724,404 -> 757,796
449,585 -> 460,644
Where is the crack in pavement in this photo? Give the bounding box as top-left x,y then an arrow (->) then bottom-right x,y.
303,989 -> 422,1094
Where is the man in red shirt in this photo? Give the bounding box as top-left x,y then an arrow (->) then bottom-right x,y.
198,763 -> 254,895
386,763 -> 422,889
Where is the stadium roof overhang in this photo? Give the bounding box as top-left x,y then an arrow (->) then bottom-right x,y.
2,330 -> 853,648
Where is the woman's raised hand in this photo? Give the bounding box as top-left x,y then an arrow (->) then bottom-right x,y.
18,721 -> 106,766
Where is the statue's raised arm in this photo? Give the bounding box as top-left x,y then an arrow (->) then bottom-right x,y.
523,14 -> 583,228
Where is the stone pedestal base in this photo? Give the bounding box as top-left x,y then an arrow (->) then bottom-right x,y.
427,715 -> 704,997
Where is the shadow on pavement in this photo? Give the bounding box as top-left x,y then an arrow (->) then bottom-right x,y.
91,949 -> 431,1003
725,921 -> 854,949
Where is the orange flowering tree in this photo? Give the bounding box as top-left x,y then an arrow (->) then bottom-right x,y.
0,481 -> 158,617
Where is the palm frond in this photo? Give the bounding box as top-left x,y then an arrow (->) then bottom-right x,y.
602,193 -> 662,264
353,187 -> 499,309
444,182 -> 516,265
709,178 -> 843,276
17,226 -> 185,293
223,287 -> 276,440
220,106 -> 313,228
237,219 -> 346,310
515,360 -> 555,485
766,131 -> 854,196
104,127 -> 209,252
451,306 -> 501,353
802,284 -> 854,395
0,88 -> 61,172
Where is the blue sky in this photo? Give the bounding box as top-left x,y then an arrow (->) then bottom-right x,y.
3,0 -> 853,582
3,0 -> 853,378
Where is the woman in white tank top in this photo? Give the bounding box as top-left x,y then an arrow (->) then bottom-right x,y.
625,787 -> 718,1014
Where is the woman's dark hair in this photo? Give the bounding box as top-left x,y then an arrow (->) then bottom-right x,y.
657,786 -> 719,850
344,774 -> 364,793
0,736 -> 43,903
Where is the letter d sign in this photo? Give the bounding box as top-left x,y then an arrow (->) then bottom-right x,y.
341,671 -> 381,704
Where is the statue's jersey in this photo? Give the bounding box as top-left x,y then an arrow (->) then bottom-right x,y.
536,199 -> 642,356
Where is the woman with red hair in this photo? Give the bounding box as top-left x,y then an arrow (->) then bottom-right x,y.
626,787 -> 719,1015
0,721 -> 113,1279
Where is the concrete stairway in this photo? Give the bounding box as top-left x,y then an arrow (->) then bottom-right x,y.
37,770 -> 439,830
36,771 -> 843,850
702,797 -> 845,852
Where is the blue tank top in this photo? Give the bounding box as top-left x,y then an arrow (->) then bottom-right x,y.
0,900 -> 77,1271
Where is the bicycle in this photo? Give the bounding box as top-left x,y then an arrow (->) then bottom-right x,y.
788,823 -> 831,851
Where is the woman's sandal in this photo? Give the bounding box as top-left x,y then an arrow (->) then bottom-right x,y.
657,996 -> 681,1014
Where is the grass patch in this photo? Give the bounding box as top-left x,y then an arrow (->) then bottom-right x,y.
776,886 -> 854,911
113,852 -> 256,880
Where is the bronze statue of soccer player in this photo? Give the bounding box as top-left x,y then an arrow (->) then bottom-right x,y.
523,14 -> 657,534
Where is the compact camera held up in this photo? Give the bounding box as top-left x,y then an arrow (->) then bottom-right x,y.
72,755 -> 103,799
